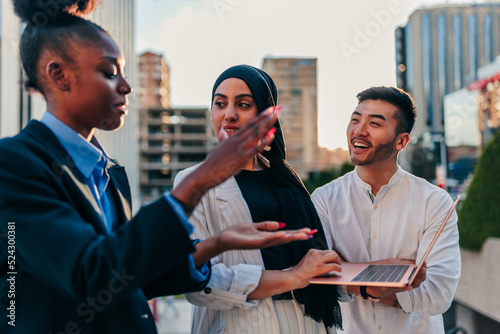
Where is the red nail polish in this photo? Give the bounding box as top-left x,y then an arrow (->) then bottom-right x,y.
307,229 -> 318,235
278,222 -> 286,229
266,128 -> 276,139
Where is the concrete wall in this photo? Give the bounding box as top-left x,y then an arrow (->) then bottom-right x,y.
454,238 -> 500,332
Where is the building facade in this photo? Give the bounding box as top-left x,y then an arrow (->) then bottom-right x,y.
443,88 -> 479,185
139,107 -> 216,204
261,57 -> 319,179
395,3 -> 500,179
317,146 -> 350,172
468,56 -> 500,147
138,52 -> 170,109
442,55 -> 500,185
439,39 -> 500,334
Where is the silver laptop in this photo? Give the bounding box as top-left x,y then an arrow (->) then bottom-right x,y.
309,195 -> 460,288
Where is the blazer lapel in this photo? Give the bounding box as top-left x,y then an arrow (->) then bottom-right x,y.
23,121 -> 109,234
107,160 -> 132,226
214,177 -> 264,266
50,159 -> 109,235
215,177 -> 252,224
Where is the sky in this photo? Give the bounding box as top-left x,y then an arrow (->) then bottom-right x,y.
135,0 -> 486,150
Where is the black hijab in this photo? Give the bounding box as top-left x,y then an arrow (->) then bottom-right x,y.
212,65 -> 342,330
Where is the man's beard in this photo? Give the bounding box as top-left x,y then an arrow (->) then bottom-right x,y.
350,137 -> 397,166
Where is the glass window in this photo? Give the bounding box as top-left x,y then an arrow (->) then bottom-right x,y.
453,14 -> 462,90
405,22 -> 414,92
484,14 -> 492,64
468,14 -> 477,79
437,14 -> 447,95
422,14 -> 433,125
297,59 -> 314,67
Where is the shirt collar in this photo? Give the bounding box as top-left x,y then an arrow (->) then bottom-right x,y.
40,111 -> 108,179
353,165 -> 404,193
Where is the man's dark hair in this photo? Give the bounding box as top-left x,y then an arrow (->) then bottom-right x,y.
356,86 -> 417,135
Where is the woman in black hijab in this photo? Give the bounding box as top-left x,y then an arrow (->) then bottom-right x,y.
174,65 -> 343,333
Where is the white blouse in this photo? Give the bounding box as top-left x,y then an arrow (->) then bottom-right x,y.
174,165 -> 334,334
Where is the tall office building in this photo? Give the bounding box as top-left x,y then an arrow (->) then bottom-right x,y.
443,88 -> 479,182
138,52 -> 170,109
0,0 -> 140,202
0,0 -> 43,137
261,57 -> 319,179
395,3 -> 500,179
139,107 -> 216,204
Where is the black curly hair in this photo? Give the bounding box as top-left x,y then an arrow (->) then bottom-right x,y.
12,0 -> 107,93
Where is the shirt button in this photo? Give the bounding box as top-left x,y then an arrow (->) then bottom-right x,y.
373,235 -> 377,239
204,287 -> 212,294
378,325 -> 383,330
374,205 -> 378,209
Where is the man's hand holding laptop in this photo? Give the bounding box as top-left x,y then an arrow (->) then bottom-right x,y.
345,258 -> 427,308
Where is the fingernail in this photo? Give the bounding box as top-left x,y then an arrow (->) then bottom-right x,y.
307,229 -> 318,235
266,127 -> 276,139
278,222 -> 286,229
276,105 -> 284,111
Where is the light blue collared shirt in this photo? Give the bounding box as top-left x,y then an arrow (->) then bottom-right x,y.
41,112 -> 209,284
41,112 -> 116,229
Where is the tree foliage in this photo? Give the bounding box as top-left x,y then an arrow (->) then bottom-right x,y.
458,130 -> 500,251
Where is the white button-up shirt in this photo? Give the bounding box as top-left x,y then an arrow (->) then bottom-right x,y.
312,167 -> 461,334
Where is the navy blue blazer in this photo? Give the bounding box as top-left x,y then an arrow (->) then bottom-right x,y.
0,121 -> 207,333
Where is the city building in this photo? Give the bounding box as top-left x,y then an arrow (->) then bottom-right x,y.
0,0 -> 140,202
395,3 -> 500,180
467,55 -> 500,147
1,0 -> 46,136
139,107 -> 216,204
138,52 -> 170,109
443,55 -> 500,186
317,146 -> 350,172
441,54 -> 500,334
136,52 -> 215,204
443,88 -> 479,191
261,57 -> 319,179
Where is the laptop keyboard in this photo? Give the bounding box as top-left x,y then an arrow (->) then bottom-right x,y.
352,264 -> 410,282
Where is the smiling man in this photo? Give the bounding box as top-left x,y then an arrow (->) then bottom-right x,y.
311,86 -> 461,334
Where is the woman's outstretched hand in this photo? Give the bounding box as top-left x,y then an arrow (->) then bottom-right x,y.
219,221 -> 314,250
192,221 -> 313,266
